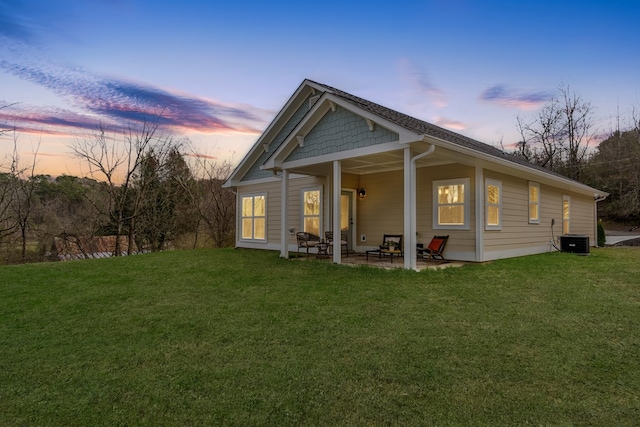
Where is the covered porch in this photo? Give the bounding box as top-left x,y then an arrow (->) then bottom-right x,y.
292,250 -> 466,271
275,139 -> 482,270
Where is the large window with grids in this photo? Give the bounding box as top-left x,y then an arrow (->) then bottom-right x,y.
529,182 -> 540,224
302,187 -> 322,236
433,178 -> 470,230
563,195 -> 570,234
485,178 -> 502,230
240,194 -> 266,241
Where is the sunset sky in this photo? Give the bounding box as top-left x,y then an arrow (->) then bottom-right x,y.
1,0 -> 639,177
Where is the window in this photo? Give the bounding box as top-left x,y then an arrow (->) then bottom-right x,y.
485,179 -> 502,230
433,178 -> 470,230
529,182 -> 540,224
302,188 -> 322,236
563,195 -> 570,234
240,194 -> 266,240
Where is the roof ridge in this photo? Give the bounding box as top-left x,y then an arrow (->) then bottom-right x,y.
306,79 -> 572,181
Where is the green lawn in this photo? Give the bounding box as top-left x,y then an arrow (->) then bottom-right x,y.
1,248 -> 639,426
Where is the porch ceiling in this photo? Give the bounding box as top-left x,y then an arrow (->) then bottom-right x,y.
285,145 -> 459,176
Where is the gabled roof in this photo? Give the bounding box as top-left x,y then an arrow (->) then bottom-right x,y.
226,79 -> 607,198
305,80 -> 563,178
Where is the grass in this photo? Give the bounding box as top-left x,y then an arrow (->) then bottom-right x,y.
1,248 -> 639,426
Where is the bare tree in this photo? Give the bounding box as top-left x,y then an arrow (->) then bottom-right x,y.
559,86 -> 595,180
7,134 -> 40,262
71,119 -> 169,255
0,104 -> 18,245
181,154 -> 236,248
514,85 -> 595,181
516,98 -> 564,171
0,171 -> 16,241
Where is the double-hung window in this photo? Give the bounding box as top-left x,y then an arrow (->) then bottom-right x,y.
433,178 -> 470,230
529,182 -> 540,224
562,195 -> 570,234
240,194 -> 266,241
485,179 -> 502,230
302,188 -> 322,236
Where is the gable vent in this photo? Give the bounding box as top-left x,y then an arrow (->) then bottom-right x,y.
309,95 -> 320,109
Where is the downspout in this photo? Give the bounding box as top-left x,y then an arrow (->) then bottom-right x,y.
406,142 -> 435,270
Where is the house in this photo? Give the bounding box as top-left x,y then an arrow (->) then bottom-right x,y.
224,79 -> 607,270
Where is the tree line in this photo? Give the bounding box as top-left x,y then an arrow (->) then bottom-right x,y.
0,118 -> 235,264
505,85 -> 640,224
2,86 -> 640,263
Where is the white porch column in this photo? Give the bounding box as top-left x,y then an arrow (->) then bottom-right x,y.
280,169 -> 289,258
404,147 -> 416,270
475,165 -> 484,262
332,160 -> 342,264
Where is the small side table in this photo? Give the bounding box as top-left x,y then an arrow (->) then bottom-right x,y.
380,249 -> 402,263
316,241 -> 329,259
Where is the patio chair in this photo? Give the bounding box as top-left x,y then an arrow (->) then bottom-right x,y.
366,234 -> 403,260
296,232 -> 321,258
417,235 -> 449,261
325,231 -> 348,255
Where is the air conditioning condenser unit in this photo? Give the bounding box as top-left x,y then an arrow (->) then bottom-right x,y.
560,234 -> 590,255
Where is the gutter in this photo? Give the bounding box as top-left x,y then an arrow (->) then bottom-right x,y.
421,133 -> 603,197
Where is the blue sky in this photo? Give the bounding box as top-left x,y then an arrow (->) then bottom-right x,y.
1,0 -> 639,176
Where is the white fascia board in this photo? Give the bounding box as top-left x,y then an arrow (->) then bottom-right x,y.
224,175 -> 280,188
422,134 -> 607,199
262,93 -> 421,170
228,172 -> 311,188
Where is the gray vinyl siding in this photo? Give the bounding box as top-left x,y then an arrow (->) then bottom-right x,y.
241,94 -> 315,182
285,105 -> 398,162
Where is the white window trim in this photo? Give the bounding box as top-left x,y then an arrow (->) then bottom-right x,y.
485,178 -> 502,231
239,193 -> 267,242
563,195 -> 571,235
301,186 -> 323,236
432,178 -> 470,230
529,182 -> 541,224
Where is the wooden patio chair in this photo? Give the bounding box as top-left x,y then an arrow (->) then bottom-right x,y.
417,235 -> 449,261
325,231 -> 348,255
296,232 -> 321,258
366,234 -> 403,260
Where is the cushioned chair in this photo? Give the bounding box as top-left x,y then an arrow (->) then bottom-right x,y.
296,232 -> 321,258
325,231 -> 348,255
417,235 -> 449,261
366,234 -> 403,260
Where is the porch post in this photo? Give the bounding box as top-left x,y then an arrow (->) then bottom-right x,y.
404,147 -> 416,270
475,165 -> 484,262
280,169 -> 289,258
333,160 -> 342,264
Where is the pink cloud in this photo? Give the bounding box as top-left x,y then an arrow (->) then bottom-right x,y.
479,84 -> 552,110
434,117 -> 467,131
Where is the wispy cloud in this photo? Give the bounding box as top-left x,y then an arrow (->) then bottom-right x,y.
0,55 -> 269,137
479,84 -> 552,110
0,0 -> 270,140
397,58 -> 447,109
186,153 -> 218,160
434,117 -> 467,131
